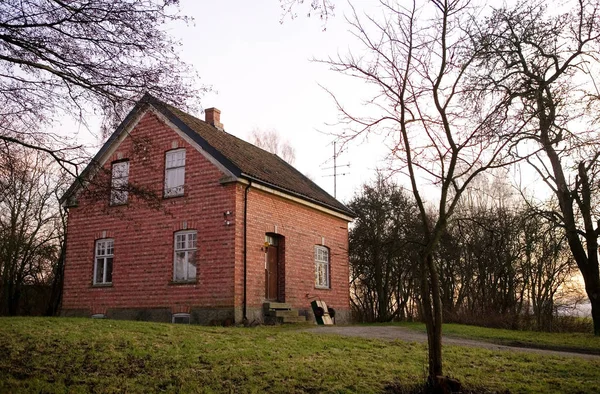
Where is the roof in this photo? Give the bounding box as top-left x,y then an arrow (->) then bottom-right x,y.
63,94 -> 354,218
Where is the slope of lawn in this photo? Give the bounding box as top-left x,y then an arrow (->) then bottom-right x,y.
1,317 -> 600,393
398,321 -> 600,354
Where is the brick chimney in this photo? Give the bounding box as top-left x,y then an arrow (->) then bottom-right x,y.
205,108 -> 224,131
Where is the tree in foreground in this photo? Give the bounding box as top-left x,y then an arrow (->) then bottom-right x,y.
471,0 -> 600,335
321,0 -> 519,382
0,0 -> 203,175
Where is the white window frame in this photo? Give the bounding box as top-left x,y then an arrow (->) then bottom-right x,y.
110,161 -> 129,205
172,313 -> 191,324
164,149 -> 186,197
173,230 -> 197,282
314,245 -> 330,289
94,239 -> 114,285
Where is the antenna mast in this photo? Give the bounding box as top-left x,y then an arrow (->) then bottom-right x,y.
321,140 -> 350,199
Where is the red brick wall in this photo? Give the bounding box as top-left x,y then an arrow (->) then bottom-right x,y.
62,110 -> 238,319
235,186 -> 350,322
63,109 -> 350,324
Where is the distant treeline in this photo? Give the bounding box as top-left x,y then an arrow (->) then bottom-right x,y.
349,175 -> 588,332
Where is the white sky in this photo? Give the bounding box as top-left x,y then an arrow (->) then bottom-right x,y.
67,0 -> 544,205
167,0 -> 388,204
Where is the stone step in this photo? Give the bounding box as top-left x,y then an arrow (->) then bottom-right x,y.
281,315 -> 307,323
263,302 -> 292,311
265,310 -> 299,318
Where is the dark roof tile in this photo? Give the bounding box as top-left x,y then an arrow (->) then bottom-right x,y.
154,97 -> 353,217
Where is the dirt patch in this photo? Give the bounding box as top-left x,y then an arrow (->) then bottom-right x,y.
306,325 -> 600,360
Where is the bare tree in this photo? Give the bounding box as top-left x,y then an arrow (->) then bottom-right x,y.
320,0 -> 519,382
0,146 -> 64,315
279,0 -> 335,24
0,0 -> 203,175
522,209 -> 577,331
472,0 -> 600,335
249,128 -> 296,165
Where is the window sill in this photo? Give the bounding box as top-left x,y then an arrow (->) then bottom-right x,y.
314,286 -> 331,290
92,283 -> 113,288
169,280 -> 196,285
109,202 -> 128,207
163,192 -> 185,199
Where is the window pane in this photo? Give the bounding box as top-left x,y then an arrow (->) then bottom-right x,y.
174,150 -> 185,166
166,150 -> 185,168
315,263 -> 322,287
105,257 -> 113,283
165,169 -> 184,196
175,234 -> 185,250
315,263 -> 320,285
187,233 -> 197,248
96,258 -> 104,283
174,252 -> 186,280
166,168 -> 176,189
174,168 -> 184,193
187,251 -> 197,279
107,241 -> 114,256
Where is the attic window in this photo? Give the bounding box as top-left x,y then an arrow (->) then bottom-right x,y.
110,161 -> 129,205
165,149 -> 185,197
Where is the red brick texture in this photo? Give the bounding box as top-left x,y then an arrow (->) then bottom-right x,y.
235,186 -> 350,323
62,110 -> 350,324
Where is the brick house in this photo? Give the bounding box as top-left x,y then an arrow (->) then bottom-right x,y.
60,94 -> 354,324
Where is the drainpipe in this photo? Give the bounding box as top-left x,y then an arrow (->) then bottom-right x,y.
243,181 -> 252,323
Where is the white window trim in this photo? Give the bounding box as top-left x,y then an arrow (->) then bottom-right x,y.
314,245 -> 330,289
172,313 -> 191,324
94,238 -> 114,285
173,230 -> 197,282
164,149 -> 186,197
110,161 -> 129,205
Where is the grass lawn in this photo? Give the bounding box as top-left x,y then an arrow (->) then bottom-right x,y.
1,317 -> 599,393
397,321 -> 600,354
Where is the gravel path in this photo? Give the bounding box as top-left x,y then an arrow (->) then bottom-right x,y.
306,325 -> 600,360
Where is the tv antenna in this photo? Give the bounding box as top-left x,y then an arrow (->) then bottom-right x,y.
321,141 -> 350,199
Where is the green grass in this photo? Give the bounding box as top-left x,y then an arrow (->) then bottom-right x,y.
1,318 -> 599,393
397,321 -> 600,354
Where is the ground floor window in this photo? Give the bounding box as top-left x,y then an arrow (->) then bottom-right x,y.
314,245 -> 330,288
174,230 -> 197,281
94,239 -> 114,285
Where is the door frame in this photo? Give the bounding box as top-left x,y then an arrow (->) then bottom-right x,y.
264,233 -> 285,302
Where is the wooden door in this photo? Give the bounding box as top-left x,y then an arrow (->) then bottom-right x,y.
265,245 -> 278,300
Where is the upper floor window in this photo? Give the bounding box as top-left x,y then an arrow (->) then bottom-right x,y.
314,245 -> 330,289
110,161 -> 129,205
174,230 -> 197,282
94,239 -> 114,285
165,149 -> 185,197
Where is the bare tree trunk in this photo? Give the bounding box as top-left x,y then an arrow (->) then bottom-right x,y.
46,241 -> 66,316
422,253 -> 443,377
